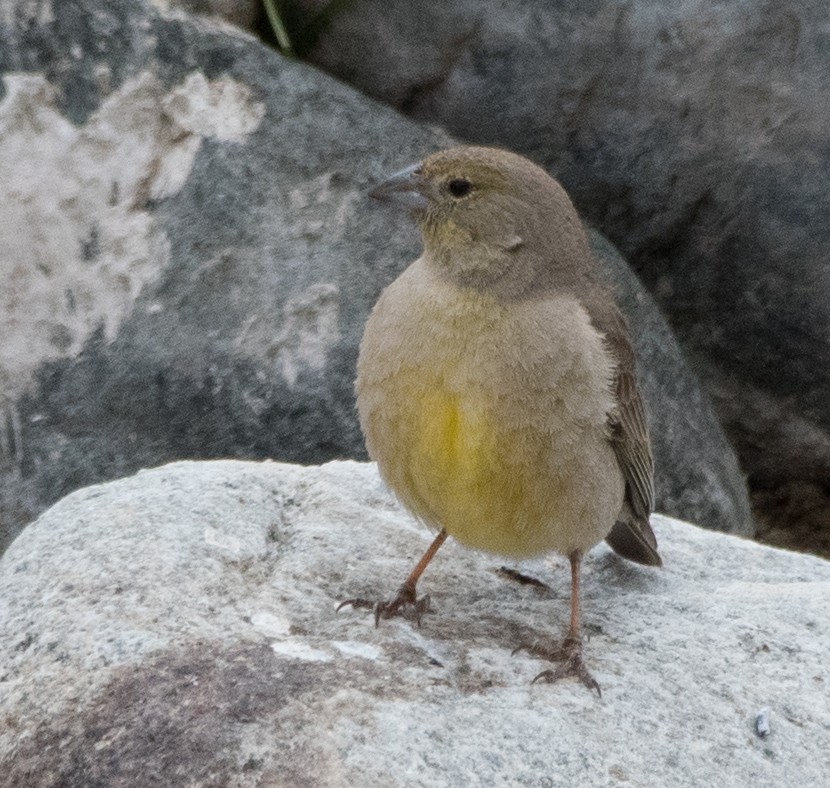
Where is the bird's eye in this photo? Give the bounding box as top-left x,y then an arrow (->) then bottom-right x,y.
447,178 -> 472,198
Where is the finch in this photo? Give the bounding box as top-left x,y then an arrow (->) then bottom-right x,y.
342,146 -> 660,694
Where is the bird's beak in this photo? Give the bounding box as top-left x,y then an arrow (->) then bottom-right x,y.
369,163 -> 430,211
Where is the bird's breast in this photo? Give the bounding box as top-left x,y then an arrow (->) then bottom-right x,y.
410,388 -> 490,485
407,385 -> 500,521
356,260 -> 623,557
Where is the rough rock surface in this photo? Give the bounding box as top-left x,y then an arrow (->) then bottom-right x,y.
1,460 -> 828,786
0,0 -> 751,552
295,0 -> 830,554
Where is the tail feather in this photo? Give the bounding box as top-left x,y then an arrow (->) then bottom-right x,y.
605,517 -> 662,566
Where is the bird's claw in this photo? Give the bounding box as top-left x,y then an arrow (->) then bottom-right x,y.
337,583 -> 431,627
514,636 -> 602,697
373,588 -> 431,627
336,597 -> 376,613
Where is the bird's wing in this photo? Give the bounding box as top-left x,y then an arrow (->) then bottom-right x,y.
586,299 -> 661,566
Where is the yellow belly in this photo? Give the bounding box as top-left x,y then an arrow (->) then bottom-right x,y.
379,386 -> 557,557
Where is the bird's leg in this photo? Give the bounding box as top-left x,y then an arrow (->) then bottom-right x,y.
513,550 -> 601,696
337,529 -> 448,627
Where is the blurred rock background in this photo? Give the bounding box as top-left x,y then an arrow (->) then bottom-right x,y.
2,0 -> 828,558
279,0 -> 830,554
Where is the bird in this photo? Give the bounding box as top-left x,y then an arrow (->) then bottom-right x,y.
340,145 -> 661,695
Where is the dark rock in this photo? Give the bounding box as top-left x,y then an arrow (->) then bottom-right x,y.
294,0 -> 830,552
0,0 -> 751,554
587,230 -> 751,534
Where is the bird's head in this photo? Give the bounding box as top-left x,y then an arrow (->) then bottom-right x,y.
370,146 -> 593,298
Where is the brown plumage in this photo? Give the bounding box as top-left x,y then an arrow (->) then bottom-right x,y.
341,145 -> 661,694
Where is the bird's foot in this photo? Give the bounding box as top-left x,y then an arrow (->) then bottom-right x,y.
337,582 -> 431,627
513,636 -> 601,696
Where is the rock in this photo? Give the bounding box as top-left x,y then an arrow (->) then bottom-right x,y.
0,0 -> 750,554
293,0 -> 830,553
0,460 -> 827,786
0,0 -> 449,552
151,0 -> 261,32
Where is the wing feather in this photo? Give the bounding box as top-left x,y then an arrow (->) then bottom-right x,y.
586,299 -> 661,566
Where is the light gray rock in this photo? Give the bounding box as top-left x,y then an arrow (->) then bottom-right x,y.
294,0 -> 830,553
0,460 -> 827,786
0,0 -> 751,554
